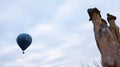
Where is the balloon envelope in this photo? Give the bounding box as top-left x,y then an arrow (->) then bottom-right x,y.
16,33 -> 32,51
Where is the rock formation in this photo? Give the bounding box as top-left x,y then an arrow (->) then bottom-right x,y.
87,8 -> 120,67
107,13 -> 120,44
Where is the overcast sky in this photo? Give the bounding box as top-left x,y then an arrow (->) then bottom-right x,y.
0,0 -> 120,67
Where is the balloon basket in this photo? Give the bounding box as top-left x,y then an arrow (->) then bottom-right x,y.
22,51 -> 25,54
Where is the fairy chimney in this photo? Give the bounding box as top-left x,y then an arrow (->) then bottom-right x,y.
107,13 -> 120,44
87,8 -> 120,67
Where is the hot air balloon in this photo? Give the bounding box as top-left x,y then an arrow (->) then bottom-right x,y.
16,33 -> 32,54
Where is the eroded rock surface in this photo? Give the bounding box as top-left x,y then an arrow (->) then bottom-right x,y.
88,8 -> 120,67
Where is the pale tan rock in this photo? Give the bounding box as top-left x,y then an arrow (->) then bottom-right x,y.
87,8 -> 120,67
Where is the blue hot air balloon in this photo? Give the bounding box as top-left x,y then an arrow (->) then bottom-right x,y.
16,33 -> 32,54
